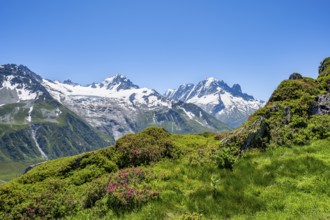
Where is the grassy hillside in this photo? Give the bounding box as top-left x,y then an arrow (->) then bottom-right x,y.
1,58 -> 329,219
0,101 -> 113,162
219,58 -> 330,160
0,128 -> 329,219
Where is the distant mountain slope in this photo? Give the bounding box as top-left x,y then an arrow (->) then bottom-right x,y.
0,64 -> 111,161
42,74 -> 231,139
165,77 -> 264,127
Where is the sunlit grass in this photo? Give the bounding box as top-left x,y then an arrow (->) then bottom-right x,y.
1,132 -> 329,219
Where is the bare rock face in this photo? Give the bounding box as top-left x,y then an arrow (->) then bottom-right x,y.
221,117 -> 270,150
311,94 -> 330,115
289,72 -> 303,80
23,161 -> 47,174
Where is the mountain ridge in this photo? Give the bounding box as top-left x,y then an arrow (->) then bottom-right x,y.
0,64 -> 112,162
0,64 -> 266,159
41,71 -> 232,139
164,77 -> 264,127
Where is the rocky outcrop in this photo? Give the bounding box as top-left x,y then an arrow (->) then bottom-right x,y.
289,72 -> 303,80
23,161 -> 47,174
221,117 -> 270,150
311,94 -> 330,115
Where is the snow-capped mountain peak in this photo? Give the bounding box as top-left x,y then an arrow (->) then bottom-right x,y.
164,77 -> 264,128
63,79 -> 80,86
40,72 -> 230,139
204,77 -> 220,87
0,64 -> 46,104
99,74 -> 139,91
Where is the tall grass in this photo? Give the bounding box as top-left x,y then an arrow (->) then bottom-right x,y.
118,138 -> 330,219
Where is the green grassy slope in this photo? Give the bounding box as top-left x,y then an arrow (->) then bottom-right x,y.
0,161 -> 42,182
0,101 -> 113,161
0,129 -> 329,219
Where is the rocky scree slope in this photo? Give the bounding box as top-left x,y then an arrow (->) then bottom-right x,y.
165,77 -> 264,128
0,64 -> 111,161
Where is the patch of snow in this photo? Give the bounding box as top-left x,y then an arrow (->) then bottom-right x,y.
55,108 -> 62,117
26,105 -> 33,122
179,107 -> 195,119
205,77 -> 217,88
0,65 -> 3,69
2,76 -> 37,100
31,128 -> 48,160
194,118 -> 205,126
188,93 -> 220,106
152,113 -> 156,124
43,79 -> 169,108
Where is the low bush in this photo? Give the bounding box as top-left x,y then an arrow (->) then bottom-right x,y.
214,147 -> 240,170
105,167 -> 159,212
115,127 -> 178,167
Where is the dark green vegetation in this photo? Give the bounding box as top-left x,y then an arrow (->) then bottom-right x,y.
0,58 -> 330,219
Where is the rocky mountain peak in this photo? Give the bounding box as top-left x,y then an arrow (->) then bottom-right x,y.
164,77 -> 264,127
100,74 -> 139,91
0,64 -> 49,103
63,79 -> 79,86
0,64 -> 42,82
232,84 -> 242,93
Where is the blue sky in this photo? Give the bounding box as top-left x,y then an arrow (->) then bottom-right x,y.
1,0 -> 329,101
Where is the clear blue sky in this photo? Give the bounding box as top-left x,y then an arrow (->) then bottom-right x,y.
1,0 -> 329,101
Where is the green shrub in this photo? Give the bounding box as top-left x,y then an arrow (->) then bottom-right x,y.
80,153 -> 117,172
214,147 -> 239,169
116,127 -> 178,167
269,78 -> 319,102
105,167 -> 159,212
82,176 -> 108,208
70,165 -> 104,186
318,57 -> 330,91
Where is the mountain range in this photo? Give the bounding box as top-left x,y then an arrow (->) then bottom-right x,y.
42,74 -> 231,140
165,77 -> 264,127
0,64 -> 262,161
